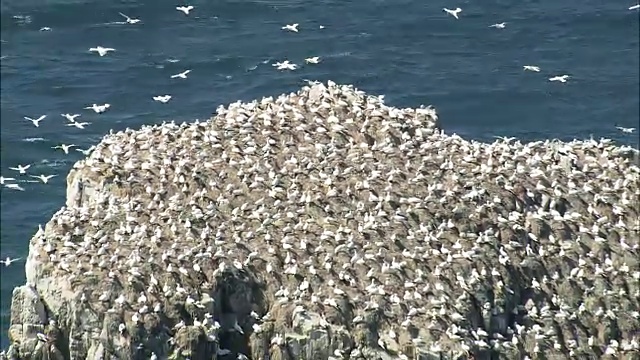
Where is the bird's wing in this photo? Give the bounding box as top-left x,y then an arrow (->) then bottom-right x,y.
119,12 -> 129,19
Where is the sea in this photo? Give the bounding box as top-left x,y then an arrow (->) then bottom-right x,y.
0,0 -> 638,349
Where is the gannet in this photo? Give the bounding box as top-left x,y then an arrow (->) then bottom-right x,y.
39,27 -> 51,31
119,12 -> 141,24
171,70 -> 191,79
84,103 -> 110,113
489,22 -> 507,29
9,164 -> 30,174
549,75 -> 570,83
153,95 -> 172,103
0,176 -> 15,184
66,121 -> 91,129
52,144 -> 76,154
443,8 -> 462,19
305,57 -> 320,64
1,257 -> 22,266
24,115 -> 46,127
89,46 -> 115,56
176,6 -> 194,15
30,174 -> 57,184
272,60 -> 297,70
61,113 -> 80,122
615,126 -> 635,133
282,23 -> 299,32
523,65 -> 540,72
4,183 -> 25,191
630,4 -> 640,10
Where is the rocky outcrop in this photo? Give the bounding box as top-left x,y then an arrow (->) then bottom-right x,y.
4,81 -> 640,360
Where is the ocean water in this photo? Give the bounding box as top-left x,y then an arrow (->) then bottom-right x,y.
0,0 -> 638,349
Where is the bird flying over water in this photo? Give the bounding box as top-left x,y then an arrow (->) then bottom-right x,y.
615,126 -> 635,133
61,113 -> 80,122
89,46 -> 115,56
549,75 -> 570,83
443,8 -> 462,19
176,6 -> 194,15
305,57 -> 320,64
24,115 -> 46,127
9,164 -> 30,174
153,95 -> 172,103
84,103 -> 110,113
30,174 -> 57,184
282,23 -> 299,32
171,70 -> 191,79
523,65 -> 540,72
52,144 -> 76,154
1,257 -> 22,267
489,22 -> 507,29
119,12 -> 141,24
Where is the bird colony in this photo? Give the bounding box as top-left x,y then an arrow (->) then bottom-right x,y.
5,82 -> 640,360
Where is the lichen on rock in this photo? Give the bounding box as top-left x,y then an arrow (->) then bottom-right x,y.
4,81 -> 640,360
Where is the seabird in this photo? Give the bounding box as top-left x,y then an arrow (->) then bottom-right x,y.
443,8 -> 462,19
3,183 -> 24,191
52,144 -> 76,154
489,22 -> 507,29
24,115 -> 46,127
549,75 -> 569,83
8,164 -> 30,174
523,65 -> 540,72
305,57 -> 320,64
0,176 -> 15,184
170,70 -> 191,79
615,126 -> 635,133
66,121 -> 91,129
282,23 -> 299,32
119,12 -> 141,24
30,174 -> 57,184
84,103 -> 110,113
176,6 -> 194,15
153,95 -> 172,103
61,113 -> 81,122
1,257 -> 22,266
630,4 -> 640,10
89,46 -> 115,56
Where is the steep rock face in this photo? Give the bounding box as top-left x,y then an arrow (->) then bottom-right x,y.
5,82 -> 640,360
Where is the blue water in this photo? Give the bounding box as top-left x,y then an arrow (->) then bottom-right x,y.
1,0 -> 638,348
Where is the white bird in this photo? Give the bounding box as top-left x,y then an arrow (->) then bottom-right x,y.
305,57 -> 320,64
170,70 -> 191,79
616,126 -> 636,133
61,113 -> 80,122
1,257 -> 22,266
119,12 -> 141,24
84,103 -> 110,113
630,4 -> 640,10
66,121 -> 91,129
30,174 -> 57,184
176,6 -> 194,15
489,22 -> 507,29
153,95 -> 172,103
39,27 -> 51,32
523,65 -> 540,72
549,75 -> 570,83
272,60 -> 297,71
4,183 -> 25,191
89,46 -> 115,56
24,115 -> 46,127
9,164 -> 30,174
282,23 -> 299,32
76,146 -> 96,156
443,8 -> 462,19
0,176 -> 15,184
52,144 -> 76,154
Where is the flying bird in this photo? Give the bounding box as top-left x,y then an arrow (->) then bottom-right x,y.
153,95 -> 172,103
0,176 -> 15,184
24,115 -> 46,127
30,174 -> 57,184
523,65 -> 541,72
630,4 -> 640,10
171,70 -> 191,79
443,7 -> 462,19
489,22 -> 507,29
9,164 -> 31,174
282,23 -> 299,32
176,6 -> 194,15
119,12 -> 141,24
89,46 -> 115,56
615,126 -> 635,133
1,257 -> 22,266
52,144 -> 76,154
84,103 -> 110,113
4,184 -> 25,191
66,122 -> 91,129
305,57 -> 320,64
549,75 -> 570,83
61,113 -> 81,122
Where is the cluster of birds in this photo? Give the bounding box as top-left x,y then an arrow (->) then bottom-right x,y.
443,4 -> 640,84
7,81 -> 637,359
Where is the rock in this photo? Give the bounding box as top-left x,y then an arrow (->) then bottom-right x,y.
5,82 -> 640,359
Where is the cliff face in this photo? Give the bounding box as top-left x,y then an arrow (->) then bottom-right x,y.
5,82 -> 640,360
